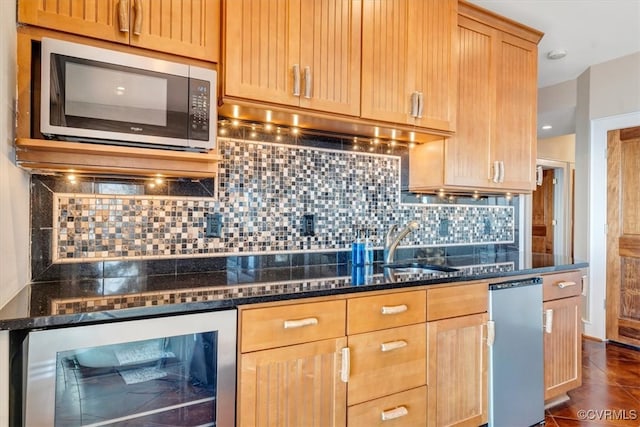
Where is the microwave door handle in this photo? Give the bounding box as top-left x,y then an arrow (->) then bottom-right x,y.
118,0 -> 130,32
133,0 -> 143,35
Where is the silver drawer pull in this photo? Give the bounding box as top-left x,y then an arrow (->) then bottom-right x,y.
381,304 -> 408,315
283,317 -> 318,329
557,281 -> 577,289
381,406 -> 409,421
380,340 -> 407,352
340,347 -> 350,383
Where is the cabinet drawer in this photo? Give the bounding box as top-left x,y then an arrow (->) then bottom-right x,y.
543,270 -> 583,301
348,323 -> 426,405
347,290 -> 426,334
348,386 -> 427,427
426,282 -> 488,321
240,300 -> 346,353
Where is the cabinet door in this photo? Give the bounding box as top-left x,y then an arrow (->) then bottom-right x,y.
427,313 -> 488,427
298,0 -> 361,116
224,0 -> 300,105
444,16 -> 494,188
544,296 -> 582,401
360,0 -> 412,125
492,32 -> 538,191
239,337 -> 347,427
130,0 -> 220,62
361,0 -> 456,131
18,0 -> 129,43
409,0 -> 457,132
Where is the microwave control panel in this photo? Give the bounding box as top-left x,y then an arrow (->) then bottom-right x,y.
189,79 -> 211,141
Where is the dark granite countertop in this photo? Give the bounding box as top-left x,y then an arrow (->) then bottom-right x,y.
0,251 -> 587,331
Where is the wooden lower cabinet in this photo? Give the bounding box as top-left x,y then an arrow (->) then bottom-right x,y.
427,313 -> 488,427
544,295 -> 582,400
348,386 -> 427,427
347,323 -> 427,405
238,337 -> 348,427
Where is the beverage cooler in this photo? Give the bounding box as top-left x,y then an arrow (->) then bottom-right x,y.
23,310 -> 236,427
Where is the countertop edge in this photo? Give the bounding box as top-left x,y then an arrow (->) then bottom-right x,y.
0,262 -> 588,331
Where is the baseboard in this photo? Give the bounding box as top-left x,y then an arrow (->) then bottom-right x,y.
545,393 -> 570,409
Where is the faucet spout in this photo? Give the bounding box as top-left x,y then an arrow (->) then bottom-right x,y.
384,220 -> 420,264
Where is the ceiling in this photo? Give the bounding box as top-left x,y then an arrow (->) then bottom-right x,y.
467,0 -> 640,89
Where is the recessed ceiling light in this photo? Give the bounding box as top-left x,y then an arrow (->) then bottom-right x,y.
546,49 -> 567,60
541,124 -> 553,130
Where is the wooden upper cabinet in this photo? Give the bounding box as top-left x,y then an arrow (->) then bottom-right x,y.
18,0 -> 220,62
128,0 -> 220,62
18,0 -> 128,43
361,0 -> 457,132
224,0 -> 361,116
493,31 -> 538,191
409,2 -> 542,193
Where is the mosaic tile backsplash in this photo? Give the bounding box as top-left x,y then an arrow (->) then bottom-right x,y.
52,137 -> 514,262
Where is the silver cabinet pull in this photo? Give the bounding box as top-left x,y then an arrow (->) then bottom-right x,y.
499,161 -> 505,183
283,317 -> 318,329
557,281 -> 577,289
118,0 -> 130,32
303,66 -> 312,99
292,64 -> 301,97
410,92 -> 419,117
132,0 -> 143,35
486,320 -> 495,346
380,340 -> 407,352
381,406 -> 408,421
544,309 -> 554,334
340,347 -> 350,383
381,304 -> 408,315
492,161 -> 501,183
416,92 -> 424,118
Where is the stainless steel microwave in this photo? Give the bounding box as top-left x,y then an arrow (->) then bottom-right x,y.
41,38 -> 216,151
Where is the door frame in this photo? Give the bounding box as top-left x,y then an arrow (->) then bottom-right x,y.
580,112 -> 640,340
522,159 -> 573,258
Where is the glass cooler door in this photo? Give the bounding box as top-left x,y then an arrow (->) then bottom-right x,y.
24,311 -> 236,427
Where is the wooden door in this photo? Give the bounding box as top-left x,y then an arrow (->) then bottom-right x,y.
443,15 -> 494,188
492,32 -> 537,191
360,0 -> 412,125
606,126 -> 640,346
427,313 -> 488,427
298,0 -> 361,116
224,0 -> 300,105
409,0 -> 457,132
544,296 -> 582,400
238,337 -> 347,427
130,0 -> 220,62
18,0 -> 129,43
532,168 -> 555,254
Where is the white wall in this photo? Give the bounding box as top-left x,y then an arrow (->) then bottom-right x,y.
537,134 -> 575,163
0,1 -> 30,309
574,52 -> 640,340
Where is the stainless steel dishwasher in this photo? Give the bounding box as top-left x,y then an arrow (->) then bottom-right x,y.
488,277 -> 544,427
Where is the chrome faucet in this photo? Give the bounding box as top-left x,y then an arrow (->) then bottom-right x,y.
384,220 -> 420,264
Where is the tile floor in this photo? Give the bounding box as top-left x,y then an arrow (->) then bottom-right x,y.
546,339 -> 640,426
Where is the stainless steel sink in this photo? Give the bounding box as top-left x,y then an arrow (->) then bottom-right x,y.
382,261 -> 459,273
